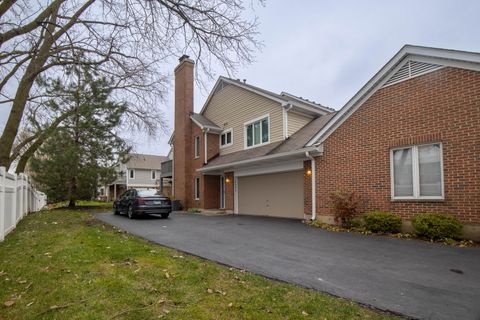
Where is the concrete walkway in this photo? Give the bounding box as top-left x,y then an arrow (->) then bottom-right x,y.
96,212 -> 480,320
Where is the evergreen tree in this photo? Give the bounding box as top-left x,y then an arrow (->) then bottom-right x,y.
30,66 -> 130,207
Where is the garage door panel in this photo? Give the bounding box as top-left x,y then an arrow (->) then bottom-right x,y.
238,170 -> 304,219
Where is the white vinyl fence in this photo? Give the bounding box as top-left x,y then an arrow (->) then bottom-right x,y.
0,166 -> 47,242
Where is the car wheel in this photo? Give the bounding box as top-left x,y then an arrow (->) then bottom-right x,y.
127,206 -> 136,219
161,213 -> 169,219
113,204 -> 120,215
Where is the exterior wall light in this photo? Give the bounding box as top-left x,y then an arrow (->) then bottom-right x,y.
225,178 -> 231,183
306,169 -> 312,176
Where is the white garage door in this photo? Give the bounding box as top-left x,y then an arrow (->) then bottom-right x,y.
237,170 -> 304,219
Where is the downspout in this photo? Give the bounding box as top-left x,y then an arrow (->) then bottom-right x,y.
204,128 -> 210,165
282,103 -> 294,139
305,151 -> 316,220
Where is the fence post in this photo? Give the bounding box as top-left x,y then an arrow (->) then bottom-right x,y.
0,167 -> 6,242
11,173 -> 17,231
26,175 -> 30,214
22,174 -> 27,217
18,173 -> 23,221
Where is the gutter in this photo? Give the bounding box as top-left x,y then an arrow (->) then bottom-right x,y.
305,151 -> 317,221
197,146 -> 323,173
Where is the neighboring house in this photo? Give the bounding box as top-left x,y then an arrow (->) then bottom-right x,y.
103,153 -> 167,201
171,46 -> 480,239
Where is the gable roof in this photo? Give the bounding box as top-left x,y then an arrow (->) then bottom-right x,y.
190,113 -> 223,133
306,45 -> 480,146
199,76 -> 332,117
126,153 -> 167,170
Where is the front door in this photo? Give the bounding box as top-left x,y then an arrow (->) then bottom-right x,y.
220,176 -> 225,209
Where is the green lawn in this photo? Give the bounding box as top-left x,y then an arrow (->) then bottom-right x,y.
0,207 -> 397,319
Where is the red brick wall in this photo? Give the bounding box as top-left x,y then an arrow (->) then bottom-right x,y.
173,58 -> 194,208
224,172 -> 234,210
314,67 -> 480,224
303,161 -> 312,214
207,132 -> 219,161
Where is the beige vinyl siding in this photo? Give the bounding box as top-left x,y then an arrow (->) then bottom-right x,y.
287,111 -> 312,137
204,84 -> 284,155
127,168 -> 160,187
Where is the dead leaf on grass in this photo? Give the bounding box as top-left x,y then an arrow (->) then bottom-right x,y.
4,300 -> 15,307
206,288 -> 213,294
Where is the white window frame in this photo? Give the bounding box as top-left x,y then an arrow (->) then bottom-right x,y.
194,136 -> 200,159
244,114 -> 270,149
129,169 -> 135,180
220,128 -> 233,149
194,177 -> 200,200
390,142 -> 444,200
151,170 -> 156,180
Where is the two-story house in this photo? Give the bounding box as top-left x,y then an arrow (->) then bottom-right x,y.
172,54 -> 334,218
103,153 -> 167,201
172,45 -> 480,240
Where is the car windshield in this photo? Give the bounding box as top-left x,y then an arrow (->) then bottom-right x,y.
137,189 -> 162,197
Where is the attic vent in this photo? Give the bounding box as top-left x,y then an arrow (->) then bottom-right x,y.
382,60 -> 443,87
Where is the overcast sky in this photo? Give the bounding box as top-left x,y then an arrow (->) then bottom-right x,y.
1,0 -> 480,156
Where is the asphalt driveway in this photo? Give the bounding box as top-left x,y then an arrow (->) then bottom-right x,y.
96,212 -> 480,320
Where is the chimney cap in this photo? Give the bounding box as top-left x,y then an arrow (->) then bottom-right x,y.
179,54 -> 190,62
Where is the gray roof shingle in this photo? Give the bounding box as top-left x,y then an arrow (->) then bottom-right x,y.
126,153 -> 167,170
190,113 -> 222,131
202,112 -> 337,169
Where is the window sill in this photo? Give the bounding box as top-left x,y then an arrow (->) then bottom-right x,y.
391,198 -> 445,203
244,141 -> 270,150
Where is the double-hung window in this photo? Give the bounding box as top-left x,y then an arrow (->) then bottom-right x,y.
220,129 -> 233,148
245,116 -> 269,148
390,143 -> 444,200
151,170 -> 156,180
194,136 -> 200,158
194,177 -> 200,200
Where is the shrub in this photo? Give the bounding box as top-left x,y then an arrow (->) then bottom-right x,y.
364,211 -> 402,234
329,191 -> 359,228
187,208 -> 202,213
412,213 -> 463,240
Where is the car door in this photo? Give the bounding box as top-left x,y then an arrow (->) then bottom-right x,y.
119,190 -> 130,212
127,189 -> 137,208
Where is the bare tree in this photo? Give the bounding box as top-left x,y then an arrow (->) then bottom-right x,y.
0,0 -> 262,169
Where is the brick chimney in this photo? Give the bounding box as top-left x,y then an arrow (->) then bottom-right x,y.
173,55 -> 194,207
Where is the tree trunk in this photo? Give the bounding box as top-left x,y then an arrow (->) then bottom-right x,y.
68,177 -> 76,207
0,3 -> 61,169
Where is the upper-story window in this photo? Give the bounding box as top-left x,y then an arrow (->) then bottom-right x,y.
129,169 -> 135,179
194,136 -> 200,158
390,143 -> 443,200
151,170 -> 156,180
220,129 -> 233,148
245,115 -> 269,148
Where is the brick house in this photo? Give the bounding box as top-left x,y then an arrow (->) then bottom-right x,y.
170,46 -> 480,239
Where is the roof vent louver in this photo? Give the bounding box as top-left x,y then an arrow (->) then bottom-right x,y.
382,60 -> 443,87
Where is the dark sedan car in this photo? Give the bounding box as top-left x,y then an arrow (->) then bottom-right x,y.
113,188 -> 172,219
